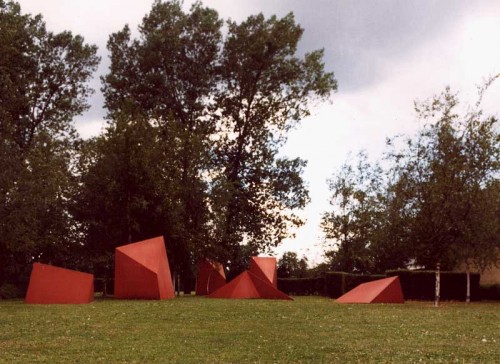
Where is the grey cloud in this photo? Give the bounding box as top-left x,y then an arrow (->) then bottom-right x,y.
266,0 -> 475,92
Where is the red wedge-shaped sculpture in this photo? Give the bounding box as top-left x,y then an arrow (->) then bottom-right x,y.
208,270 -> 292,300
25,263 -> 94,304
336,276 -> 404,303
195,259 -> 226,295
249,256 -> 278,288
114,236 -> 175,300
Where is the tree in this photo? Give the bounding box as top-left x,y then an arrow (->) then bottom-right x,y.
321,152 -> 398,273
101,2 -> 337,276
209,12 -> 337,265
386,85 -> 499,303
72,115 -> 166,279
277,251 -> 308,278
322,83 -> 499,304
0,1 -> 99,287
101,1 -> 223,277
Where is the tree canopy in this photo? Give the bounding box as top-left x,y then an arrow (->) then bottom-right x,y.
322,85 -> 500,275
0,1 -> 99,287
67,1 -> 337,282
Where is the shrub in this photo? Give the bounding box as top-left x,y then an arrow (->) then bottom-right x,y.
0,283 -> 22,299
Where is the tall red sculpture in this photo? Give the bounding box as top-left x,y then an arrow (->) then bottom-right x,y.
336,276 -> 404,304
195,259 -> 226,295
25,263 -> 94,304
114,236 -> 175,300
208,271 -> 292,300
249,256 -> 278,288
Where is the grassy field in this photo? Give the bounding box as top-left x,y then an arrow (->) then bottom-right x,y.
0,296 -> 499,363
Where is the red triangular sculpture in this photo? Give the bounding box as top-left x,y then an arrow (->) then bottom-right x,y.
249,256 -> 278,288
336,276 -> 404,303
114,236 -> 175,300
208,270 -> 292,300
195,259 -> 226,295
25,263 -> 94,304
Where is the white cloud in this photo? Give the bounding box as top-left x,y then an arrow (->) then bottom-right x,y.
76,119 -> 106,140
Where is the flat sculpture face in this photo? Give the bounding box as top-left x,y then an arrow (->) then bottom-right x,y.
25,263 -> 94,304
114,236 -> 174,300
195,260 -> 226,295
336,276 -> 405,304
249,256 -> 278,288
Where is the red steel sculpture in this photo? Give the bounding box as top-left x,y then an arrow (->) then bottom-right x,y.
208,256 -> 292,300
114,236 -> 175,300
25,263 -> 94,304
336,276 -> 405,304
249,256 -> 278,288
195,260 -> 226,295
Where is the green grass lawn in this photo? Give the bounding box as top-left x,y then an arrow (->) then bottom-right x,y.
1,296 -> 498,363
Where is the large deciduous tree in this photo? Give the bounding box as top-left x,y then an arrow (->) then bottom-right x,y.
0,1 -> 99,287
210,13 -> 337,269
321,152 -> 405,273
322,84 -> 499,303
99,1 -> 222,277
98,1 -> 337,277
390,87 -> 499,276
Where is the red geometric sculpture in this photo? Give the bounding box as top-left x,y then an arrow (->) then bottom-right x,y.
195,259 -> 226,295
25,263 -> 94,304
208,270 -> 292,300
114,236 -> 175,300
249,256 -> 278,288
336,276 -> 405,304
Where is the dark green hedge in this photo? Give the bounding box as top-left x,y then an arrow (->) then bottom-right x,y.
278,272 -> 385,298
278,277 -> 325,296
479,284 -> 500,301
324,272 -> 385,298
386,270 -> 481,301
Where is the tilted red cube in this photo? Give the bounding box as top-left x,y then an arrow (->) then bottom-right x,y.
114,236 -> 175,300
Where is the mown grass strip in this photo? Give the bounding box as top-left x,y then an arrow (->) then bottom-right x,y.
1,296 -> 498,363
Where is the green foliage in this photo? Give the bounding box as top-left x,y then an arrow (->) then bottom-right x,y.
322,84 -> 499,276
1,298 -> 499,362
388,87 -> 500,271
0,1 -> 99,284
321,152 -> 396,273
95,1 -> 337,275
72,117 -> 167,277
210,12 -> 336,262
99,1 -> 223,276
0,283 -> 21,299
277,251 -> 308,278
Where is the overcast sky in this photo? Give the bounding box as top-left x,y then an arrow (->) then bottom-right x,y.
17,0 -> 500,265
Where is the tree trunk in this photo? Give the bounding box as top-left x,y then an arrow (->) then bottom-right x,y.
434,262 -> 441,307
466,264 -> 471,303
